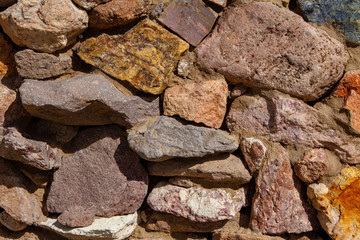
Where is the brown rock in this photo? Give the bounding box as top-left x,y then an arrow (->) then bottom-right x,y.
20,168 -> 50,188
73,0 -> 111,10
14,49 -> 72,80
240,138 -> 267,175
0,32 -> 16,77
163,80 -> 228,128
230,85 -> 248,99
294,148 -> 329,183
168,177 -> 194,188
57,206 -> 96,228
250,143 -> 318,234
0,211 -> 27,231
0,84 -> 16,128
158,0 -> 218,46
89,0 -> 149,29
196,2 -> 348,101
0,0 -> 88,53
208,0 -> 227,7
148,153 -> 251,184
46,125 -> 148,217
212,232 -> 286,240
0,225 -> 67,240
0,158 -> 29,190
0,127 -> 61,170
0,0 -> 16,7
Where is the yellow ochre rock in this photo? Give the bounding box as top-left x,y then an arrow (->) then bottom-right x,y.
77,19 -> 189,94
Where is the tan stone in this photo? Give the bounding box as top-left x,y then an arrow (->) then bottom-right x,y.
0,33 -> 15,78
163,80 -> 228,128
77,19 -> 189,94
0,211 -> 27,231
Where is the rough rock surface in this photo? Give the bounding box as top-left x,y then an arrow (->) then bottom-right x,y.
19,74 -> 160,127
240,138 -> 267,174
294,148 -> 328,183
213,232 -> 286,240
158,0 -> 218,46
14,49 -> 72,79
250,143 -> 318,234
297,0 -> 360,44
0,32 -> 16,77
46,126 -> 148,217
208,0 -> 227,7
57,206 -> 96,228
0,83 -> 17,129
307,167 -> 360,240
226,92 -> 360,164
73,0 -> 110,10
163,79 -> 228,128
39,212 -> 138,240
0,211 -> 27,231
148,153 -> 251,184
0,0 -> 88,53
77,19 -> 189,94
89,0 -> 149,29
196,2 -> 348,101
147,182 -> 245,222
0,158 -> 27,189
0,0 -> 16,7
128,116 -> 239,161
0,127 -> 61,170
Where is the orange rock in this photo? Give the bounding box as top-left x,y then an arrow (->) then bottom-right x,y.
0,33 -> 15,77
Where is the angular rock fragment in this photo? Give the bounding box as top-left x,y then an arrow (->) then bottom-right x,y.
14,49 -> 72,79
158,0 -> 218,46
73,0 -> 110,10
148,153 -> 251,184
128,116 -> 238,161
294,148 -> 328,183
297,0 -> 360,44
163,80 -> 228,128
147,182 -> 245,222
0,0 -> 88,53
240,138 -> 267,174
0,32 -> 16,77
39,212 -> 138,240
46,126 -> 148,217
77,19 -> 189,94
57,206 -> 96,228
226,92 -> 360,164
307,167 -> 360,240
89,0 -> 149,29
0,127 -> 61,170
0,211 -> 27,231
19,74 -> 160,127
250,143 -> 318,234
196,2 -> 348,101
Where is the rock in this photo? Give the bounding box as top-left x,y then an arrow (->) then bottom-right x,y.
158,0 -> 218,46
297,0 -> 360,44
0,211 -> 27,231
177,59 -> 192,78
14,49 -> 72,80
148,153 -> 251,184
163,80 -> 228,128
46,125 -> 148,217
0,83 -> 16,128
294,148 -> 328,183
0,127 -> 61,170
208,0 -> 227,7
73,0 -> 110,10
0,0 -> 88,53
212,232 -> 286,240
89,0 -> 149,29
38,212 -> 138,240
0,32 -> 16,78
196,2 -> 348,101
19,74 -> 160,127
250,143 -> 318,234
334,70 -> 360,133
229,85 -> 248,99
168,178 -> 194,188
288,232 -> 323,240
0,186 -> 43,225
147,182 -> 245,222
128,116 -> 239,161
0,0 -> 16,7
77,19 -> 189,94
226,92 -> 360,164
20,168 -> 50,188
57,206 -> 96,228
0,224 -> 67,240
0,158 -> 27,189
240,138 -> 267,175
308,167 -> 360,239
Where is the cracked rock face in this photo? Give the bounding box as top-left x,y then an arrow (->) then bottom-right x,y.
196,2 -> 348,101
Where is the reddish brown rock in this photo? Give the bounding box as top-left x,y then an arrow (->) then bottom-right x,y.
163,80 -> 228,128
57,206 -> 96,228
208,0 -> 227,7
0,32 -> 16,77
73,0 -> 111,10
196,2 -> 348,101
0,158 -> 27,189
89,0 -> 149,29
294,148 -> 329,183
0,84 -> 16,129
158,0 -> 218,46
230,85 -> 248,99
240,138 -> 267,175
250,143 -> 318,234
46,125 -> 148,217
0,211 -> 27,231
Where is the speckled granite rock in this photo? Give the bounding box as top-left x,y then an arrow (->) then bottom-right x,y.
240,138 -> 267,175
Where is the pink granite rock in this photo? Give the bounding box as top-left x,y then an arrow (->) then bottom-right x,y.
240,138 -> 267,175
196,2 -> 348,101
163,80 -> 228,128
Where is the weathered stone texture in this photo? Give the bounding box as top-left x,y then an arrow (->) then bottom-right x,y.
14,49 -> 72,79
19,74 -> 160,127
0,211 -> 27,231
73,0 -> 110,10
89,0 -> 148,29
294,148 -> 328,183
0,0 -> 16,7
250,143 -> 318,234
208,0 -> 227,7
0,32 -> 16,77
0,0 -> 88,53
57,206 -> 96,228
77,19 -> 189,94
46,126 -> 148,217
163,80 -> 228,128
240,138 -> 267,175
147,182 -> 245,222
128,116 -> 239,161
196,2 -> 348,101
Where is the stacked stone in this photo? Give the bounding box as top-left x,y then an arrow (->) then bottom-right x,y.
0,0 -> 360,240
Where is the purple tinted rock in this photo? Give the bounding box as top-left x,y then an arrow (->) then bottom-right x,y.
158,0 -> 218,46
57,206 -> 96,228
240,138 -> 267,175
